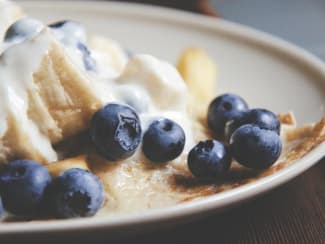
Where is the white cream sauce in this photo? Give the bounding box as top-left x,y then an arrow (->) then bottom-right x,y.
51,23 -> 126,79
0,22 -> 195,167
0,0 -> 22,41
49,22 -> 195,161
0,30 -> 57,162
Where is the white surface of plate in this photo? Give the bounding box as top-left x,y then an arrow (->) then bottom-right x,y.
1,0 -> 324,236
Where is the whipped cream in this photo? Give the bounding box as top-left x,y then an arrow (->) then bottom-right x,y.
0,0 -> 23,41
114,55 -> 195,154
49,21 -> 194,154
0,30 -> 57,162
0,17 -> 194,168
4,17 -> 44,44
50,21 -> 87,47
50,22 -> 127,79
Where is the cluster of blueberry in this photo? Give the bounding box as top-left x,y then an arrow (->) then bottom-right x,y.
0,94 -> 282,220
0,103 -> 187,220
48,20 -> 97,72
90,103 -> 186,163
90,94 -> 282,182
188,93 -> 282,179
0,161 -> 104,219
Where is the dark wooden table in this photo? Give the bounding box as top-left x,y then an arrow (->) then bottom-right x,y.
107,1 -> 324,243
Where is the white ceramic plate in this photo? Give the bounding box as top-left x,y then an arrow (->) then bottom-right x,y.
1,0 -> 324,236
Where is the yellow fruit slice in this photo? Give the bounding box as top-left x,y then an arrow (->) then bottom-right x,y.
177,47 -> 217,102
177,48 -> 217,117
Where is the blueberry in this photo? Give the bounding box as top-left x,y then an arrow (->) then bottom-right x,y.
188,140 -> 231,179
0,160 -> 51,215
77,42 -> 97,71
244,109 -> 280,133
225,108 -> 280,142
230,124 -> 282,169
48,20 -> 87,46
48,20 -> 68,29
207,93 -> 249,138
46,168 -> 104,218
142,118 -> 185,163
90,103 -> 142,161
4,17 -> 44,43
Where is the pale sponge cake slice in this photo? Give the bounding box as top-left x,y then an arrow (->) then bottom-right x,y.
0,29 -> 102,164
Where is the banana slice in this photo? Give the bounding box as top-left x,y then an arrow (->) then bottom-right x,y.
0,29 -> 102,164
177,48 -> 217,118
31,34 -> 102,143
0,17 -> 128,164
47,155 -> 89,177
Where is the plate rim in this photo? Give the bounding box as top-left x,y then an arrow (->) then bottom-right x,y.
1,0 -> 324,234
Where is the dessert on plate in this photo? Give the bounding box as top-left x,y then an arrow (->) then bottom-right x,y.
0,0 -> 324,221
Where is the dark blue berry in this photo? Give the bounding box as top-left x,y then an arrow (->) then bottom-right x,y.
115,86 -> 149,114
77,42 -> 97,71
48,20 -> 69,29
207,93 -> 248,137
142,119 -> 185,163
188,140 -> 231,179
0,160 -> 51,215
90,103 -> 142,161
230,124 -> 282,169
225,108 -> 280,142
46,168 -> 104,219
4,18 -> 44,42
125,49 -> 134,58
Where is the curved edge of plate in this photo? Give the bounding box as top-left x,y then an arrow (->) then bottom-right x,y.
21,1 -> 325,79
1,142 -> 323,234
